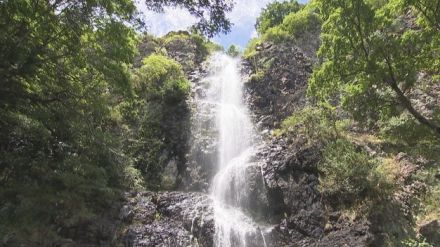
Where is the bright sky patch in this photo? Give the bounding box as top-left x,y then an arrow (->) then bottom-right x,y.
138,0 -> 309,49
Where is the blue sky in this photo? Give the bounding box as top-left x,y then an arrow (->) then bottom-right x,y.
139,0 -> 309,49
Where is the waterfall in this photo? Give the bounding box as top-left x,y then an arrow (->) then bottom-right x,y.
198,53 -> 268,247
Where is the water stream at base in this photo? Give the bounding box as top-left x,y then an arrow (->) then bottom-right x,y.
200,53 -> 269,247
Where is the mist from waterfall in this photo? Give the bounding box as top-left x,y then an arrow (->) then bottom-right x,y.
199,53 -> 268,247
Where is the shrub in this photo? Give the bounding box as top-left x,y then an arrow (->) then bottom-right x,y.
380,114 -> 440,148
280,105 -> 339,142
256,0 -> 302,34
262,4 -> 322,43
248,71 -> 265,83
319,139 -> 384,198
263,26 -> 290,43
244,38 -> 261,59
402,238 -> 433,247
281,6 -> 321,38
136,54 -> 190,103
163,31 -> 189,44
245,2 -> 321,58
281,106 -> 393,204
205,41 -> 224,53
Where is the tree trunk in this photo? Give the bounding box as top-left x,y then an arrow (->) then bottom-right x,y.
384,57 -> 440,135
389,79 -> 440,135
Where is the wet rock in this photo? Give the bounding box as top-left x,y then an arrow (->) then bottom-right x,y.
243,162 -> 270,219
122,26 -> 375,247
287,207 -> 324,238
121,191 -> 214,247
183,66 -> 219,191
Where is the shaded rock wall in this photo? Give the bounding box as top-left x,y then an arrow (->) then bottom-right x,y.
132,32 -> 213,190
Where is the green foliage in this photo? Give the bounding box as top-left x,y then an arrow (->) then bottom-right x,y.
244,38 -> 261,59
256,0 -> 302,34
124,54 -> 190,189
380,114 -> 439,148
402,238 -> 434,247
188,31 -> 223,58
245,57 -> 275,84
309,0 -> 440,133
270,0 -> 439,242
0,0 -> 226,243
163,31 -> 193,44
244,1 -> 321,58
137,54 -> 190,102
404,0 -> 440,29
281,106 -> 393,205
280,105 -> 340,142
248,71 -> 265,83
226,45 -> 241,57
0,0 -> 142,242
415,165 -> 440,224
379,113 -> 440,224
319,139 -> 389,199
263,3 -> 321,43
263,26 -> 290,43
205,42 -> 224,53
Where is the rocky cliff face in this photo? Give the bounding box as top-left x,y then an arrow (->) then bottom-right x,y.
48,34 -> 379,247
115,30 -> 375,246
238,39 -> 373,246
135,31 -> 210,73
244,42 -> 312,129
117,136 -> 371,247
240,38 -> 439,246
256,136 -> 371,247
116,37 -> 376,247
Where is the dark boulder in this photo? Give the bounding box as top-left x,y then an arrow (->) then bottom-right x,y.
121,191 -> 214,247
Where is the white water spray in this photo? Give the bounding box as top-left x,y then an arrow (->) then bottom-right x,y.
200,53 -> 269,247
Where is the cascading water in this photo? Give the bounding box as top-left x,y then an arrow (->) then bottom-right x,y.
198,53 -> 269,247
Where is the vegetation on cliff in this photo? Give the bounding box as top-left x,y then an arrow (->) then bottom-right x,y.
244,1 -> 321,59
249,0 -> 439,245
0,0 -> 229,244
255,0 -> 303,35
